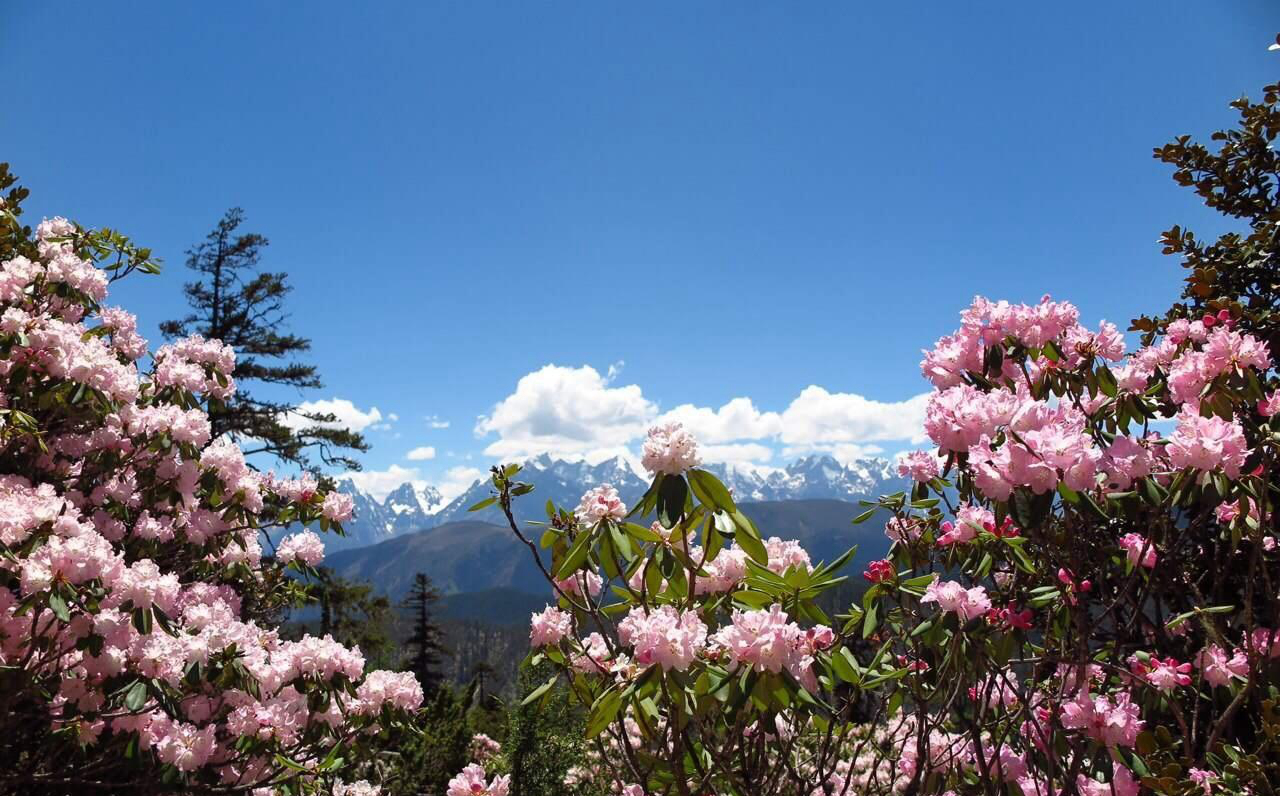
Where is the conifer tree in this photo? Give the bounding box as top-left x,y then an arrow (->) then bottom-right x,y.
401,572 -> 447,692
161,208 -> 367,471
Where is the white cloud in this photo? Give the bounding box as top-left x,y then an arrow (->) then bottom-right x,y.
700,442 -> 775,467
473,364 -> 930,470
658,397 -> 783,443
342,464 -> 420,502
475,364 -> 657,462
437,466 -> 487,503
406,446 -> 437,461
285,398 -> 386,433
425,415 -> 450,429
777,387 -> 930,453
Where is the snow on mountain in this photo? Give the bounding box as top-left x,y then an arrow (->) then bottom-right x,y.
321,453 -> 904,552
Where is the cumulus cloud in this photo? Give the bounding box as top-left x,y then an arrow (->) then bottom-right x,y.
285,398 -> 386,433
700,442 -> 776,468
474,364 -> 930,471
437,466 -> 486,503
475,364 -> 657,462
406,446 -> 437,461
777,387 -> 930,453
341,464 -> 420,502
657,397 -> 782,443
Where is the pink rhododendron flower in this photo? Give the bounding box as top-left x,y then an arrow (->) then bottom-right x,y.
275,530 -> 325,567
447,763 -> 510,796
1059,689 -> 1143,747
321,491 -> 354,522
640,422 -> 700,476
469,733 -> 501,764
618,605 -> 707,671
555,568 -> 603,598
1167,408 -> 1249,477
1118,533 -> 1157,569
1188,768 -> 1215,796
711,605 -> 827,690
1259,390 -> 1280,417
1129,654 -> 1191,691
885,517 -> 923,543
862,559 -> 894,583
921,578 -> 992,621
1195,645 -> 1249,687
764,537 -> 812,575
897,450 -> 941,482
691,545 -> 747,595
355,669 -> 424,712
529,605 -> 572,647
574,484 -> 627,525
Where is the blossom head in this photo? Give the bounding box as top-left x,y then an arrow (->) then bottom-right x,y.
640,422 -> 700,476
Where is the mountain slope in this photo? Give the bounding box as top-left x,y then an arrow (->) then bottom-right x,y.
430,455 -> 649,527
321,500 -> 893,603
323,453 -> 906,553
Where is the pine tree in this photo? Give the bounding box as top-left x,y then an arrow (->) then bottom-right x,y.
161,208 -> 367,471
401,572 -> 447,692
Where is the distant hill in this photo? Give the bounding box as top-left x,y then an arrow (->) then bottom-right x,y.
438,587 -> 546,625
321,499 -> 893,602
318,453 -> 907,552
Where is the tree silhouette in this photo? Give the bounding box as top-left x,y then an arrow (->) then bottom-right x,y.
401,572 -> 447,692
161,208 -> 367,471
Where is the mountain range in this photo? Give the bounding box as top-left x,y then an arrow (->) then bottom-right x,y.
323,454 -> 904,551
321,500 -> 895,603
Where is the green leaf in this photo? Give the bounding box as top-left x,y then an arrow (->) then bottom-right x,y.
467,496 -> 496,513
862,602 -> 878,638
688,469 -> 736,513
852,508 -> 878,525
828,647 -> 859,683
1097,366 -> 1118,397
623,522 -> 661,543
585,687 -> 623,738
554,529 -> 595,580
521,676 -> 558,706
123,680 -> 148,711
731,509 -> 768,565
657,476 -> 689,528
48,591 -> 70,623
1056,483 -> 1080,504
132,606 -> 153,635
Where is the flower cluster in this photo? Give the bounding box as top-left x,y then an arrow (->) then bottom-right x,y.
574,484 -> 627,525
640,422 -> 701,476
618,605 -> 708,671
0,205 -> 422,793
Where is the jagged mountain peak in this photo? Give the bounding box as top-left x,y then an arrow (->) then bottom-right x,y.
326,453 -> 906,552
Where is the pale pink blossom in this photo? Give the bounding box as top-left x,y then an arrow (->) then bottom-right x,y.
529,605 -> 572,647
921,578 -> 992,622
618,605 -> 707,671
447,764 -> 510,796
640,422 -> 700,476
574,484 -> 627,525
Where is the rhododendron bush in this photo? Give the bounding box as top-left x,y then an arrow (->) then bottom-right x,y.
463,85 -> 1280,795
0,165 -> 422,795
474,286 -> 1280,795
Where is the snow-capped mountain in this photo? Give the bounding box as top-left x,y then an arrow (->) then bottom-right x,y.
705,455 -> 901,502
430,454 -> 650,527
325,479 -> 443,550
383,482 -> 444,534
323,453 -> 905,552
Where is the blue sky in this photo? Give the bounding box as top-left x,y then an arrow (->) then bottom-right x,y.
4,2 -> 1277,499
